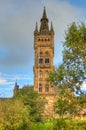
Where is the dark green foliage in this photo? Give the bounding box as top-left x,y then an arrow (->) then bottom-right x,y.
16,86 -> 44,122
0,86 -> 45,130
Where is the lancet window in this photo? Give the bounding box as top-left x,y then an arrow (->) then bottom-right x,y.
45,52 -> 50,65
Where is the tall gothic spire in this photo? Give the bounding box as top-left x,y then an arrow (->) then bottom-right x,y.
42,6 -> 47,19
40,7 -> 49,35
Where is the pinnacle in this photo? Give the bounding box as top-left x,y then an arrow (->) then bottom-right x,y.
42,6 -> 47,19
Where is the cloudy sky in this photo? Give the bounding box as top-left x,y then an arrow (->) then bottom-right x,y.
0,0 -> 86,97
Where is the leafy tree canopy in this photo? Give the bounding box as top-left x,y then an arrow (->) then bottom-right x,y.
48,22 -> 86,94
48,22 -> 86,118
0,86 -> 45,130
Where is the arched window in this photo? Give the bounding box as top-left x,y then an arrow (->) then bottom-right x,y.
38,57 -> 43,64
38,39 -> 40,41
38,52 -> 43,65
45,52 -> 50,65
45,85 -> 49,92
45,58 -> 49,64
39,84 -> 42,92
39,71 -> 42,78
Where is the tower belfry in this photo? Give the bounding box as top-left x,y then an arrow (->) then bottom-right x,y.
34,7 -> 54,94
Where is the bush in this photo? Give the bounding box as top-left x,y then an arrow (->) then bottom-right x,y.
53,118 -> 66,130
53,119 -> 86,130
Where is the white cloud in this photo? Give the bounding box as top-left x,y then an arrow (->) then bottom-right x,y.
0,78 -> 7,85
0,73 -> 32,80
0,73 -> 14,85
0,72 -> 33,86
0,78 -> 14,85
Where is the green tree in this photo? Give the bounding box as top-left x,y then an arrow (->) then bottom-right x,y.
48,22 -> 86,118
0,99 -> 30,130
63,22 -> 86,93
16,86 -> 45,122
51,22 -> 86,92
0,86 -> 45,130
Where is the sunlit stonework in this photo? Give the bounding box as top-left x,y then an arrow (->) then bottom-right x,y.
34,7 -> 55,94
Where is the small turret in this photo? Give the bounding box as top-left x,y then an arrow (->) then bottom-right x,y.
34,22 -> 38,36
50,22 -> 54,35
13,81 -> 19,96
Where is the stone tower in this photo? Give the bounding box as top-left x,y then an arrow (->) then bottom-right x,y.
34,7 -> 54,94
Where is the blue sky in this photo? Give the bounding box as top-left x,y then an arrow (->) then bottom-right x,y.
0,0 -> 86,98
